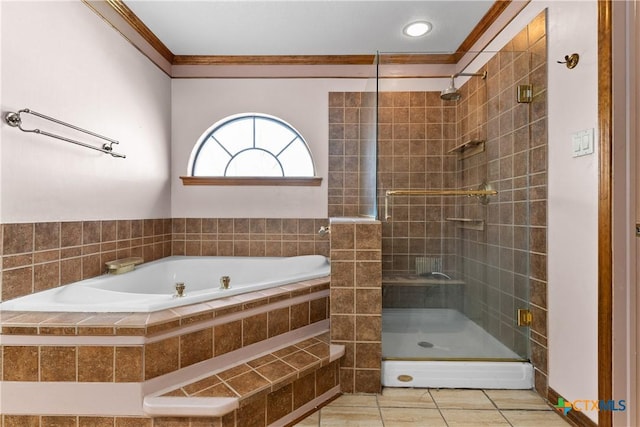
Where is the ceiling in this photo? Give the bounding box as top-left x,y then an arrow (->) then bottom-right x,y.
121,0 -> 497,57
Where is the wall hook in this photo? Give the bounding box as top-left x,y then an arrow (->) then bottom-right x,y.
557,53 -> 579,69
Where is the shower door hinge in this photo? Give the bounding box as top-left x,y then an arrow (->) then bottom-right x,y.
517,309 -> 532,327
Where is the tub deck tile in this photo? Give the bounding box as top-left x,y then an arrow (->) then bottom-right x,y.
115,313 -> 150,327
78,313 -> 130,325
2,311 -> 59,326
170,303 -> 214,323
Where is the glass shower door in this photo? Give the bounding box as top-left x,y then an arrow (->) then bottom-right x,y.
378,51 -> 531,365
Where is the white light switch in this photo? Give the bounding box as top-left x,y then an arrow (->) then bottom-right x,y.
572,128 -> 595,157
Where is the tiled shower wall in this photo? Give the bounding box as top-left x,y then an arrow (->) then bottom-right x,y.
0,218 -> 329,302
377,91 -> 459,278
328,92 -> 377,218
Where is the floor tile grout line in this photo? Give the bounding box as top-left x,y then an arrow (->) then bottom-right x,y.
428,389 -> 451,427
482,389 -> 502,410
375,393 -> 386,427
482,389 -> 516,426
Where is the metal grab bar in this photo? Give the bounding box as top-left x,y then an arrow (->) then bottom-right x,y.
4,108 -> 126,158
384,184 -> 498,221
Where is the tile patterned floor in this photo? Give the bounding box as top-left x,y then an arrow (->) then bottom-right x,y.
293,388 -> 572,426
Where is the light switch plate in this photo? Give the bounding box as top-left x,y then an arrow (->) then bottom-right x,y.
572,128 -> 595,157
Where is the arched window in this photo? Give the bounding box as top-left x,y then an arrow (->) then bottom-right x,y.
183,113 -> 320,186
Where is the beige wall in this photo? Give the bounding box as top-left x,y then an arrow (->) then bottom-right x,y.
0,0 -> 172,223
170,78 -> 373,219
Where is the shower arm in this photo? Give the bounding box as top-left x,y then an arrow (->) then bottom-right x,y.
384,187 -> 498,221
454,71 -> 488,79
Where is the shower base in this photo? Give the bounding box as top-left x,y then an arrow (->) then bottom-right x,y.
382,308 -> 533,389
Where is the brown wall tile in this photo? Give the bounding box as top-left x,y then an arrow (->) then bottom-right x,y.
41,416 -> 77,427
290,302 -> 310,330
330,261 -> 354,287
180,328 -> 214,368
78,346 -> 114,382
355,342 -> 382,369
3,223 -> 33,255
355,316 -> 381,342
79,417 -> 115,427
354,369 -> 380,393
145,337 -> 179,380
2,267 -> 33,300
61,222 -> 82,247
310,297 -> 328,323
115,347 -> 144,383
34,262 -> 60,293
355,261 -> 381,287
242,313 -> 268,347
330,288 -> 354,314
35,222 -> 60,251
267,383 -> 293,425
292,371 -> 316,410
41,346 -> 76,381
236,394 -> 266,427
268,307 -> 290,338
3,346 -> 39,381
3,415 -> 40,427
214,320 -> 242,356
330,315 -> 354,341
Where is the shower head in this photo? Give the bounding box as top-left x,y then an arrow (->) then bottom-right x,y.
440,76 -> 461,101
440,71 -> 487,101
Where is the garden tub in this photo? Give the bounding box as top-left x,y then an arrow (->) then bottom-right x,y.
0,255 -> 330,313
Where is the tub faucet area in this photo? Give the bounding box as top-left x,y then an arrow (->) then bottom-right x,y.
318,226 -> 331,236
105,257 -> 143,274
220,275 -> 231,290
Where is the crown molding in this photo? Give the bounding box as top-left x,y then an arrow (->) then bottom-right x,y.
85,0 -> 517,78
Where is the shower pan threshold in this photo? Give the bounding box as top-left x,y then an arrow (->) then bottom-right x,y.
382,308 -> 533,389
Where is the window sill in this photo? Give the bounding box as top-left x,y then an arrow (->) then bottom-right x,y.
180,176 -> 323,186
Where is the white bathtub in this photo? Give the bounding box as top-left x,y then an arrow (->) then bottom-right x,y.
0,255 -> 330,313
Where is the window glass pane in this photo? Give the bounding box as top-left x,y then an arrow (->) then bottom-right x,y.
278,142 -> 314,176
226,149 -> 283,176
190,113 -> 315,178
254,117 -> 296,153
193,137 -> 230,175
212,117 -> 254,155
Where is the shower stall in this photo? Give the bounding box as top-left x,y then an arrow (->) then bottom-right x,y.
328,18 -> 546,388
370,44 -> 541,389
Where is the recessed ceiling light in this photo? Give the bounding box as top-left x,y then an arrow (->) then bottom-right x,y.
403,21 -> 432,38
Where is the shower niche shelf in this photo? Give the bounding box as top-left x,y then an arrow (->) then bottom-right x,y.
448,140 -> 485,159
446,217 -> 485,231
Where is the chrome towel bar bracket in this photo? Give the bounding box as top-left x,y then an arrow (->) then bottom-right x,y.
4,108 -> 126,158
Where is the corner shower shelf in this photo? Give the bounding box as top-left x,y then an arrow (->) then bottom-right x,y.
446,217 -> 485,231
448,140 -> 485,159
